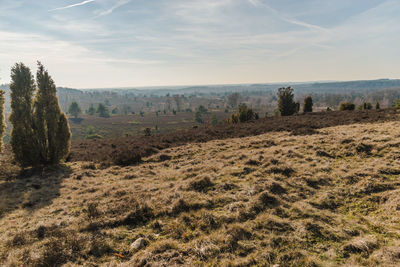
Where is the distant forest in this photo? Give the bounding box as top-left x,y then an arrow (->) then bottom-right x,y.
1,79 -> 400,115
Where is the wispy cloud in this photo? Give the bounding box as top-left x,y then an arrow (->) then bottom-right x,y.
97,0 -> 131,16
1,0 -> 399,87
50,0 -> 95,11
248,0 -> 328,32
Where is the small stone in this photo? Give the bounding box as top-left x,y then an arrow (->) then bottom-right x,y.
131,238 -> 147,250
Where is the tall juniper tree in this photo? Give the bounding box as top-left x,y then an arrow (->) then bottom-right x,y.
9,63 -> 39,166
0,90 -> 5,152
303,96 -> 313,113
34,62 -> 71,164
277,87 -> 297,116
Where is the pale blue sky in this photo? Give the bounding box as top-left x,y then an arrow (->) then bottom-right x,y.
0,0 -> 398,88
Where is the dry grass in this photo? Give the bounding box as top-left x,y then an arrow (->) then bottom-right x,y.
2,119 -> 400,266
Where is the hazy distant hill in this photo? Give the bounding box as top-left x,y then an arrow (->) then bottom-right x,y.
1,79 -> 400,113
80,79 -> 400,95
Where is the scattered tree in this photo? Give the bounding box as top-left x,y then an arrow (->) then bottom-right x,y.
227,93 -> 240,108
303,96 -> 313,113
194,110 -> 203,123
197,105 -> 208,114
86,104 -> 96,115
277,87 -> 297,116
173,95 -> 183,111
97,103 -> 110,118
122,105 -> 131,115
112,107 -> 118,114
375,102 -> 380,109
68,101 -> 82,118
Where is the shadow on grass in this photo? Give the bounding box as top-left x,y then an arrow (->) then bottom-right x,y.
0,164 -> 72,218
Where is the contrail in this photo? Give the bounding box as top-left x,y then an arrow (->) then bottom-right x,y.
98,0 -> 131,16
50,0 -> 96,11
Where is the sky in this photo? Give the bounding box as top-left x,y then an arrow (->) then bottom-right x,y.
0,0 -> 399,88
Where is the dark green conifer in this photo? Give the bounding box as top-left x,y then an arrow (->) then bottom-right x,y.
0,90 -> 5,152
9,63 -> 38,166
33,62 -> 71,164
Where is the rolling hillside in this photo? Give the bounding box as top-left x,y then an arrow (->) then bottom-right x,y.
2,117 -> 400,266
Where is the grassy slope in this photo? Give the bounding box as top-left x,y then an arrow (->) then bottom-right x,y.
2,120 -> 400,266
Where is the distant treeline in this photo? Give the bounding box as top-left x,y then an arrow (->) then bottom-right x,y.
1,79 -> 400,115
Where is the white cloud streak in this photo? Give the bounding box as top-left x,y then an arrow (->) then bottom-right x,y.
97,0 -> 131,16
50,0 -> 96,11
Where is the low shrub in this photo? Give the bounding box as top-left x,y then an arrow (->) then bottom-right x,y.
228,104 -> 257,124
339,102 -> 355,111
112,149 -> 142,166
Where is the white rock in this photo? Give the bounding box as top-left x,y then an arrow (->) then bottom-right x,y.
131,238 -> 146,250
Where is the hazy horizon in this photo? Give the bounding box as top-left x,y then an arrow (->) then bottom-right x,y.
1,0 -> 399,88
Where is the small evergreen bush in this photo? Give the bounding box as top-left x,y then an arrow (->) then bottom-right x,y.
339,102 -> 355,111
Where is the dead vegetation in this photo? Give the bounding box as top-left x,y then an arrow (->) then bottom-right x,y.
2,117 -> 400,266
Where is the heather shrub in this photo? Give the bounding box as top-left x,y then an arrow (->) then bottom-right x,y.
112,149 -> 142,166
339,102 -> 355,111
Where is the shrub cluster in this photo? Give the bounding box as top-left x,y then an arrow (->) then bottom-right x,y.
228,103 -> 258,123
339,102 -> 355,111
357,102 -> 372,110
9,62 -> 71,167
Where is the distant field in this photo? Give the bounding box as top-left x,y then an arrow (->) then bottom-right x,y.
68,108 -> 400,164
67,110 -> 229,140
